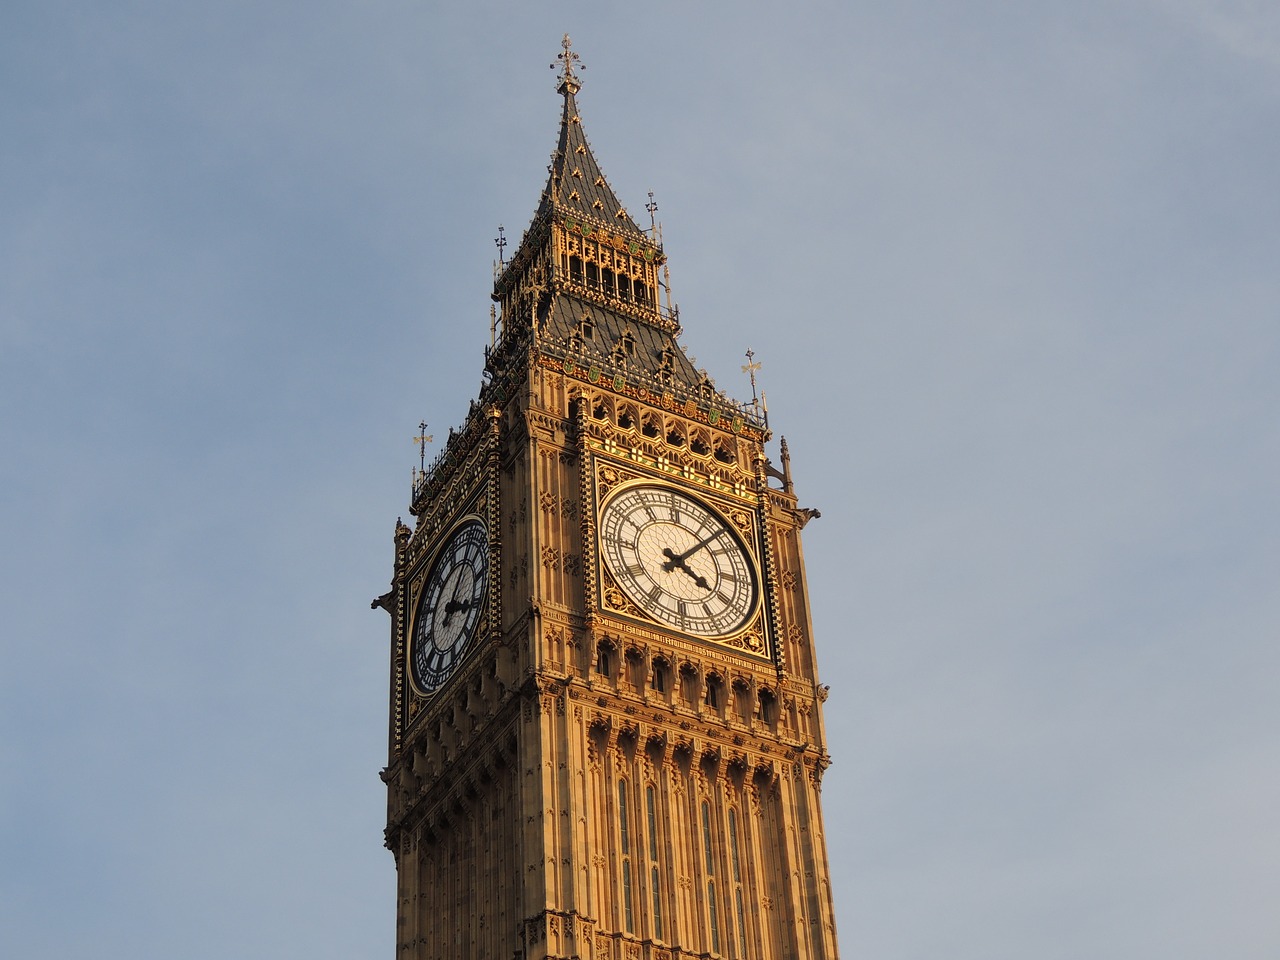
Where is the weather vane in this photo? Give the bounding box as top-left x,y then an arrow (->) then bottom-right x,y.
551,34 -> 583,89
414,421 -> 434,476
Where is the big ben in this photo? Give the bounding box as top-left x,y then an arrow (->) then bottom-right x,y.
376,38 -> 840,960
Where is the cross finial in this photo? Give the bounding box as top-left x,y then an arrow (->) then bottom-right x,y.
551,34 -> 583,94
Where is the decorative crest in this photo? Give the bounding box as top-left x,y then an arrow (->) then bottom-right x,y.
551,34 -> 583,94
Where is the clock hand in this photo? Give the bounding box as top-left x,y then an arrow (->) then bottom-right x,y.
662,531 -> 720,570
661,546 -> 687,573
441,597 -> 474,628
661,548 -> 712,590
440,570 -> 471,625
679,565 -> 711,590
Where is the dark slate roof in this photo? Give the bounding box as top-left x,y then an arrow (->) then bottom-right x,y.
536,90 -> 647,241
540,294 -> 702,386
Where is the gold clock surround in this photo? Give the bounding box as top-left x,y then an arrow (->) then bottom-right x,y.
593,462 -> 769,657
407,513 -> 490,697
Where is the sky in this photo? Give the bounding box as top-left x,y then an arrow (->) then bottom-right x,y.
2,2 -> 1278,958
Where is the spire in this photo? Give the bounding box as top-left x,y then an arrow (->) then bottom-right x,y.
552,33 -> 582,96
486,40 -> 767,436
538,36 -> 646,240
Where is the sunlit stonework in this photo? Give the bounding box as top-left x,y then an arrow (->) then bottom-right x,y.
376,36 -> 840,959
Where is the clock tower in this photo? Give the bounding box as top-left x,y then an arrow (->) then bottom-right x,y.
377,38 -> 840,960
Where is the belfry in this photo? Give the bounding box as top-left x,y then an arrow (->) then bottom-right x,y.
377,37 -> 840,959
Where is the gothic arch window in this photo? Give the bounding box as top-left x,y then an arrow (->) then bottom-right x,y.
702,799 -> 721,953
644,781 -> 662,940
641,413 -> 661,440
701,800 -> 715,875
625,647 -> 645,691
678,663 -> 699,707
714,440 -> 736,465
707,881 -> 721,954
690,430 -> 711,457
619,778 -> 635,933
650,657 -> 670,695
704,672 -> 724,713
596,640 -> 615,678
616,403 -> 636,431
732,678 -> 752,723
734,886 -> 747,955
651,865 -> 664,941
619,780 -> 631,854
758,686 -> 779,727
569,255 -> 584,284
728,805 -> 747,954
727,806 -> 742,882
579,314 -> 594,339
645,784 -> 660,861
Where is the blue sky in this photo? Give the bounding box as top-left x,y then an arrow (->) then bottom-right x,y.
2,2 -> 1278,958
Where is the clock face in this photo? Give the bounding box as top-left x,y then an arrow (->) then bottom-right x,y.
599,484 -> 758,638
410,518 -> 489,695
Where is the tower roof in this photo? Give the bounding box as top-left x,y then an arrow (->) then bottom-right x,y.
537,37 -> 646,240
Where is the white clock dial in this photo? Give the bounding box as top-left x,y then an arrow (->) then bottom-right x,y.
410,518 -> 488,695
599,485 -> 758,637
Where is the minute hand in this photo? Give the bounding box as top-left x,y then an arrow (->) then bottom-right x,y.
662,531 -> 721,571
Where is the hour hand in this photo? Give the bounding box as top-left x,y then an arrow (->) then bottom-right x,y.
682,567 -> 710,590
441,597 -> 471,625
664,532 -> 719,569
661,548 -> 710,590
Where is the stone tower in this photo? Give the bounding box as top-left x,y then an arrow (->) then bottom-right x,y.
377,38 -> 839,960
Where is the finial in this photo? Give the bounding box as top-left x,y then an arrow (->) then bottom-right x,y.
413,421 -> 434,477
646,191 -> 658,237
742,349 -> 762,411
494,224 -> 506,266
551,34 -> 583,94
